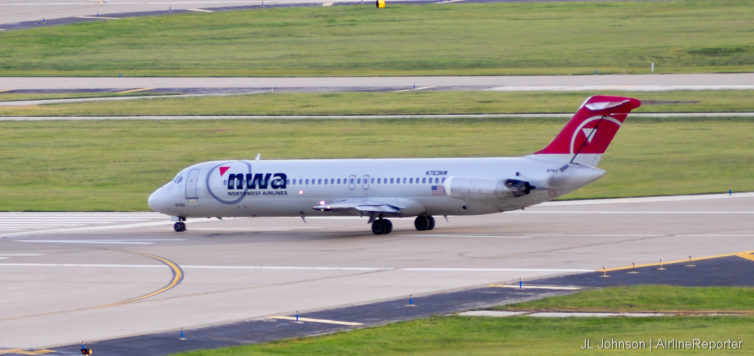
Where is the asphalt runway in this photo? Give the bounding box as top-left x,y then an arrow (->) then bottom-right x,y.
0,193 -> 752,351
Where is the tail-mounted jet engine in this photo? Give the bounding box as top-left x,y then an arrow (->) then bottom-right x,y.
444,176 -> 535,200
503,179 -> 534,197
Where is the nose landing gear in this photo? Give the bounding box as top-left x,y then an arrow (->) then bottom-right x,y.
173,217 -> 187,232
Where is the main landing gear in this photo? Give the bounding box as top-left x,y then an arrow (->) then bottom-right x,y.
414,215 -> 435,231
371,216 -> 436,235
173,217 -> 187,232
371,218 -> 393,235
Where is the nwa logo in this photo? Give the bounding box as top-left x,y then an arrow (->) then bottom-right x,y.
568,115 -> 623,154
224,170 -> 287,190
206,161 -> 287,204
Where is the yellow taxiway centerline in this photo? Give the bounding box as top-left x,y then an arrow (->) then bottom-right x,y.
116,87 -> 153,95
602,250 -> 754,272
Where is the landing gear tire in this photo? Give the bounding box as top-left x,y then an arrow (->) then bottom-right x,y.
414,215 -> 436,231
174,221 -> 186,232
371,219 -> 393,235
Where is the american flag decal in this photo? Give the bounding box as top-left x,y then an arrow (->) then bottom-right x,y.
431,185 -> 446,195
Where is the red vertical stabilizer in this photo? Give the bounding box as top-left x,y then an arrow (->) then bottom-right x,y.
533,95 -> 641,166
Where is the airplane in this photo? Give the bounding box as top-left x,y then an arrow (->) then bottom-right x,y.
148,95 -> 641,234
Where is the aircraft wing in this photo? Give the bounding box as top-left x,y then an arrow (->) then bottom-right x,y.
313,198 -> 426,217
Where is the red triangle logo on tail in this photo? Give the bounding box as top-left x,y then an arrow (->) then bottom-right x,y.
219,166 -> 230,176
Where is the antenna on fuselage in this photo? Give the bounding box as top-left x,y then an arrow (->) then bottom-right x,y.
255,153 -> 261,160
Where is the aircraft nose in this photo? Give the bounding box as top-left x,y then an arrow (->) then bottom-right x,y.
148,188 -> 168,213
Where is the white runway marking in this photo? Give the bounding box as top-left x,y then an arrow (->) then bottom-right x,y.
406,234 -> 531,239
17,240 -> 181,245
18,239 -> 184,245
403,267 -> 594,272
542,192 -> 754,206
187,8 -> 215,12
0,263 -> 164,268
268,315 -> 363,326
488,284 -> 582,290
187,227 -> 321,231
0,263 -> 592,273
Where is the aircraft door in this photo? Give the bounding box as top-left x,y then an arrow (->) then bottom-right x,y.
362,174 -> 370,191
185,168 -> 200,199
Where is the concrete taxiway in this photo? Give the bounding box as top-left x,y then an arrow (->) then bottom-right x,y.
2,74 -> 754,93
0,0 -> 414,27
0,193 -> 752,350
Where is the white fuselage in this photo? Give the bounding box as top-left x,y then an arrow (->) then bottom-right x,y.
147,156 -> 605,219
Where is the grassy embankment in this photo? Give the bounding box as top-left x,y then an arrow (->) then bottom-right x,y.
173,286 -> 754,356
0,0 -> 752,76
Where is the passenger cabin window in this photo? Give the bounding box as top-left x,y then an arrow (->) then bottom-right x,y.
390,178 -> 394,184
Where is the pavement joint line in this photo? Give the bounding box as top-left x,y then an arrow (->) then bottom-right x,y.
268,315 -> 363,326
602,250 -> 754,272
0,348 -> 54,355
487,284 -> 582,290
116,87 -> 153,94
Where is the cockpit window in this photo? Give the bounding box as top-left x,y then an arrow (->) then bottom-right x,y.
173,175 -> 184,184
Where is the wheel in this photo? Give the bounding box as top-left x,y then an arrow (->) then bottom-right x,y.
371,219 -> 393,235
414,216 -> 429,231
427,216 -> 435,230
371,219 -> 386,235
174,222 -> 186,232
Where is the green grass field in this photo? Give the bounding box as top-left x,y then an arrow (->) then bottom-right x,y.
1,116 -> 752,211
2,90 -> 754,116
497,285 -> 754,313
1,0 -> 753,76
173,286 -> 754,356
